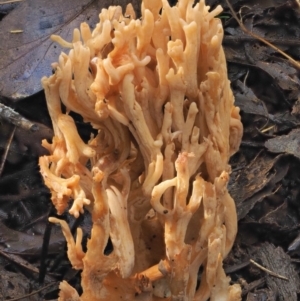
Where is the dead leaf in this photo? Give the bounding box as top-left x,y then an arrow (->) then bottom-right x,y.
229,153 -> 288,220
0,0 -> 140,100
253,243 -> 300,301
265,128 -> 300,158
0,221 -> 64,255
256,61 -> 300,92
0,267 -> 41,300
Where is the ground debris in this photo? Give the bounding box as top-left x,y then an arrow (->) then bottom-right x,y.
265,128 -> 300,159
252,243 -> 300,301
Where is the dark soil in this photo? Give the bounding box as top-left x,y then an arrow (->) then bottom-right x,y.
1,0 -> 300,300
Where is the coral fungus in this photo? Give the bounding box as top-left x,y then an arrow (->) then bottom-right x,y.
39,0 -> 243,300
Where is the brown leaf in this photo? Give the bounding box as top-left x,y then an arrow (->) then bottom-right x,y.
265,128 -> 300,159
229,153 -> 288,220
253,243 -> 300,301
0,0 -> 140,100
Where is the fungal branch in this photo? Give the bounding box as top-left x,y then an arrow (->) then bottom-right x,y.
39,0 -> 243,300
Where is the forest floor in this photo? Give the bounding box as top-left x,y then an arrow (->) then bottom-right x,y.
0,0 -> 300,300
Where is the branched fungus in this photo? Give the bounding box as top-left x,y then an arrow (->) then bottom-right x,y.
40,0 -> 243,300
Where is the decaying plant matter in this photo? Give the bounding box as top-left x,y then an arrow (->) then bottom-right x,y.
39,0 -> 243,299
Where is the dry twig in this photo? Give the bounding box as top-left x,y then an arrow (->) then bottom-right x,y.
225,0 -> 300,70
250,259 -> 289,281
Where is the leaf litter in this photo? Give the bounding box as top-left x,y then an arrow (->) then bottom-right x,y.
1,0 -> 300,299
